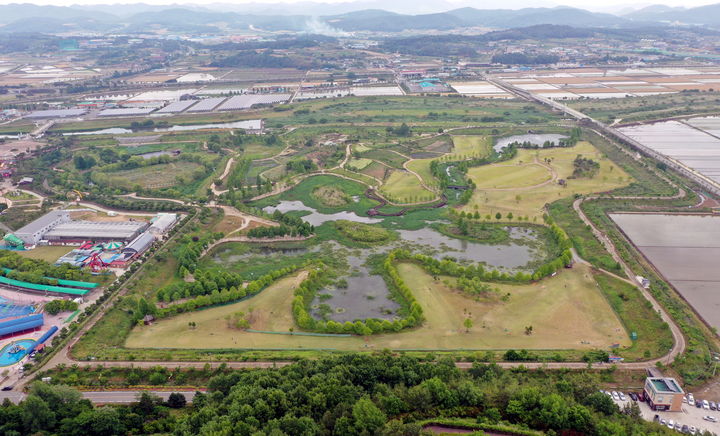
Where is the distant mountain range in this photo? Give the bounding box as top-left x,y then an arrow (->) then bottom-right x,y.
0,2 -> 718,34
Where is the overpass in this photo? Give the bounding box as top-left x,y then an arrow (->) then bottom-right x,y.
486,74 -> 720,196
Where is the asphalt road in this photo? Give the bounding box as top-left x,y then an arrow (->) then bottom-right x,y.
0,390 -> 197,404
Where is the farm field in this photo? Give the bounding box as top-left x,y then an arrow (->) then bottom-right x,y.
92,162 -> 202,189
126,263 -> 630,351
360,161 -> 387,180
471,164 -> 552,190
463,141 -> 630,220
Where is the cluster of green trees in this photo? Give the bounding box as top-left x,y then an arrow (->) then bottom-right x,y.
246,209 -> 314,239
0,382 -> 184,435
0,251 -> 89,283
285,158 -> 318,175
140,265 -> 299,323
82,194 -> 190,212
572,155 -> 601,179
169,354 -> 666,436
43,299 -> 79,316
129,119 -> 170,131
176,229 -> 226,274
211,49 -> 322,70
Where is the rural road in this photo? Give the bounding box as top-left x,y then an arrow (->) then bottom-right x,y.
0,390 -> 198,405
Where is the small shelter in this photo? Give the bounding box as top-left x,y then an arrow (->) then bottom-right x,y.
143,314 -> 155,325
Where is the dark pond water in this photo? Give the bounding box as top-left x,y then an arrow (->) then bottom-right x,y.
212,244 -> 321,264
494,133 -> 568,152
398,227 -> 535,268
310,255 -> 400,323
63,119 -> 262,136
263,200 -> 378,226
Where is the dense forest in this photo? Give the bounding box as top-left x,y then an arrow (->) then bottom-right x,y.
0,355 -> 680,436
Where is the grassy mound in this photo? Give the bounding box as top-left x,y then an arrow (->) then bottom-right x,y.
311,185 -> 352,207
334,220 -> 390,242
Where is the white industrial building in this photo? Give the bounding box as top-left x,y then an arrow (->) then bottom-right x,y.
14,211 -> 71,246
148,214 -> 178,236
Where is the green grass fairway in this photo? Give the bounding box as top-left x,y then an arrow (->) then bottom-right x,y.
406,159 -> 436,185
18,246 -> 73,263
464,141 -> 630,220
471,164 -> 552,190
127,263 -> 630,351
381,170 -> 426,201
450,136 -> 492,159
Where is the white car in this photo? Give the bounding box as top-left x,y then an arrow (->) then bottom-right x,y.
619,392 -> 626,401
704,400 -> 711,410
612,391 -> 619,401
668,420 -> 675,429
684,396 -> 688,403
689,394 -> 696,406
690,427 -> 697,435
703,416 -> 717,422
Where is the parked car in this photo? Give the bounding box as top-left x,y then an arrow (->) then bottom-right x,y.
697,401 -> 704,409
629,392 -> 638,401
703,400 -> 710,410
661,419 -> 667,427
689,427 -> 697,435
703,416 -> 717,422
676,422 -> 683,431
619,392 -> 626,401
669,420 -> 675,429
0,385 -> 12,391
689,394 -> 696,406
684,396 -> 689,403
612,391 -> 620,401
682,424 -> 689,434
710,401 -> 717,410
638,392 -> 646,402
654,414 -> 660,423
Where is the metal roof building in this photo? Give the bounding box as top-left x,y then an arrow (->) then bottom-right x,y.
98,108 -> 155,117
122,233 -> 155,257
26,109 -> 86,119
44,220 -> 149,243
14,210 -> 71,246
148,214 -> 178,235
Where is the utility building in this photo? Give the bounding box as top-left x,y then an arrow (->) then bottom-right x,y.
14,211 -> 71,246
644,377 -> 684,412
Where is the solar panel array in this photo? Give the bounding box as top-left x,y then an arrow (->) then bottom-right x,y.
27,109 -> 86,119
187,97 -> 227,112
156,100 -> 197,114
98,108 -> 155,117
218,94 -> 291,111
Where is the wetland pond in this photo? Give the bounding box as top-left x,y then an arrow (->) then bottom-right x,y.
494,133 -> 568,153
63,119 -> 262,136
212,202 -> 549,325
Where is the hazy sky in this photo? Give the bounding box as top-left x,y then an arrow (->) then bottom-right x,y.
2,0 -> 718,10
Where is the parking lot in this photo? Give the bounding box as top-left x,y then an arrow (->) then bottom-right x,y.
610,391 -> 720,434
